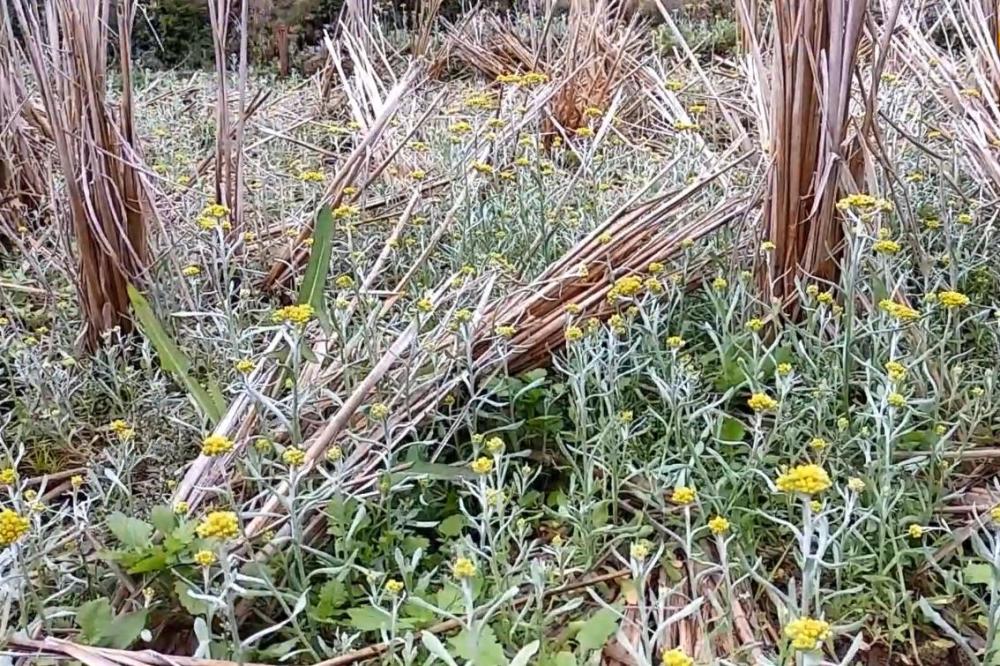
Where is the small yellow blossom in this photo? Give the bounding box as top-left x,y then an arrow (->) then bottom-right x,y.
385,579 -> 405,595
785,617 -> 832,651
809,437 -> 828,451
201,434 -> 234,457
630,540 -> 650,560
71,475 -> 84,489
470,457 -> 493,474
746,318 -> 764,332
326,445 -> 343,463
298,170 -> 325,182
672,486 -> 696,505
565,325 -> 584,342
485,437 -> 505,455
847,477 -> 866,493
174,501 -> 189,515
776,464 -> 831,495
748,392 -> 778,412
451,556 -> 477,579
272,304 -> 315,326
666,335 -> 685,350
370,403 -> 390,421
196,511 -> 239,540
194,550 -> 217,567
235,359 -> 255,374
885,360 -> 906,382
708,515 -> 730,535
712,277 -> 728,290
495,324 -> 517,338
282,447 -> 306,467
182,265 -> 201,277
776,362 -> 793,376
887,392 -> 907,408
661,648 -> 693,666
908,524 -> 925,539
0,509 -> 30,547
0,468 -> 17,486
937,290 -> 969,309
872,239 -> 901,254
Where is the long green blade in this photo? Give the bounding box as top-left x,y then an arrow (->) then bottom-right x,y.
127,284 -> 224,424
298,205 -> 335,316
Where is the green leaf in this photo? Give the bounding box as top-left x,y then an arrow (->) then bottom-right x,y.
106,512 -> 153,549
964,561 -> 994,585
77,598 -> 114,644
127,284 -> 224,424
313,579 -> 349,620
437,514 -> 465,537
175,581 -> 211,616
397,461 -> 477,481
103,609 -> 148,649
577,607 -> 620,654
297,205 -> 335,324
127,550 -> 168,574
591,501 -> 609,528
150,505 -> 175,536
554,652 -> 577,666
718,416 -> 746,443
436,584 -> 463,613
448,626 -> 506,666
347,606 -> 393,632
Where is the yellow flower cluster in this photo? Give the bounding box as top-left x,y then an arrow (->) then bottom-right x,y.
937,290 -> 969,309
708,515 -> 730,535
194,550 -> 217,567
565,325 -> 584,342
298,170 -> 325,182
661,648 -> 693,666
1,468 -> 18,486
452,556 -> 477,578
201,434 -> 234,457
272,304 -> 315,326
776,464 -> 831,495
0,508 -> 29,547
470,457 -> 493,474
666,335 -> 685,350
671,486 -> 697,505
872,239 -> 901,254
608,275 -> 643,302
878,299 -> 919,321
196,511 -> 239,540
385,579 -> 405,595
784,617 -> 831,651
282,447 -> 306,467
835,193 -> 892,212
110,419 -> 135,440
485,437 -> 505,455
885,360 -> 906,382
747,392 -> 778,412
370,403 -> 390,421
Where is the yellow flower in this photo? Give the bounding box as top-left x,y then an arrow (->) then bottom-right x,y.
612,275 -> 643,298
182,265 -> 201,277
298,170 -> 325,182
847,477 -> 866,493
495,324 -> 517,338
648,261 -> 664,274
335,274 -> 355,289
784,617 -> 832,651
174,501 -> 189,515
574,126 -> 595,138
878,300 -> 919,321
370,403 -> 390,421
760,240 -> 776,252
661,648 -> 693,666
326,445 -> 344,462
665,79 -> 684,91
520,71 -> 548,86
671,486 -> 696,505
470,457 -> 493,475
410,169 -> 426,180
630,540 -> 650,560
471,161 -> 494,175
202,203 -> 230,218
775,464 -> 831,495
885,360 -> 906,382
805,284 -> 819,297
385,579 -> 405,595
485,437 -> 505,455
0,468 -> 17,486
666,335 -> 685,350
196,511 -> 239,540
618,410 -> 634,424
608,314 -> 626,335
908,524 -> 925,539
235,358 -> 255,374
887,392 -> 907,408
872,239 -> 901,254
416,297 -> 434,314
816,291 -> 834,305
746,318 -> 764,332
937,290 -> 969,308
748,392 -> 778,412
71,475 -> 84,489
712,277 -> 728,291
809,437 -> 828,451
272,304 -> 315,326
449,121 -> 473,135
0,509 -> 29,547
194,550 -> 217,567
282,447 -> 306,467
957,213 -> 973,225
990,505 -> 1000,523
673,120 -> 699,131
332,204 -> 359,219
598,232 -> 612,244
201,434 -> 234,457
451,556 -> 477,579
776,362 -> 793,376
565,325 -> 584,342
708,515 -> 730,535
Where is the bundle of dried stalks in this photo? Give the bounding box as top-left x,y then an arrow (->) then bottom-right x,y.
445,12 -> 540,79
10,0 -> 149,349
753,0 -> 868,305
0,13 -> 48,240
477,151 -> 752,374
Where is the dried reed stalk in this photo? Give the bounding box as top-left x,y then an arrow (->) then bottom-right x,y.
10,0 -> 149,349
756,0 -> 867,305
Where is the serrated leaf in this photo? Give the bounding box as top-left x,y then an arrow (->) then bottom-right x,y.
554,651 -> 576,666
718,416 -> 746,442
175,581 -> 211,616
106,512 -> 153,549
313,579 -> 349,620
448,626 -> 506,666
150,505 -> 175,536
127,284 -> 223,424
577,607 -> 620,654
127,550 -> 168,574
77,598 -> 114,644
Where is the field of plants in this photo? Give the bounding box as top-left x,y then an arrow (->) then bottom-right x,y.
2,0 -> 1000,665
